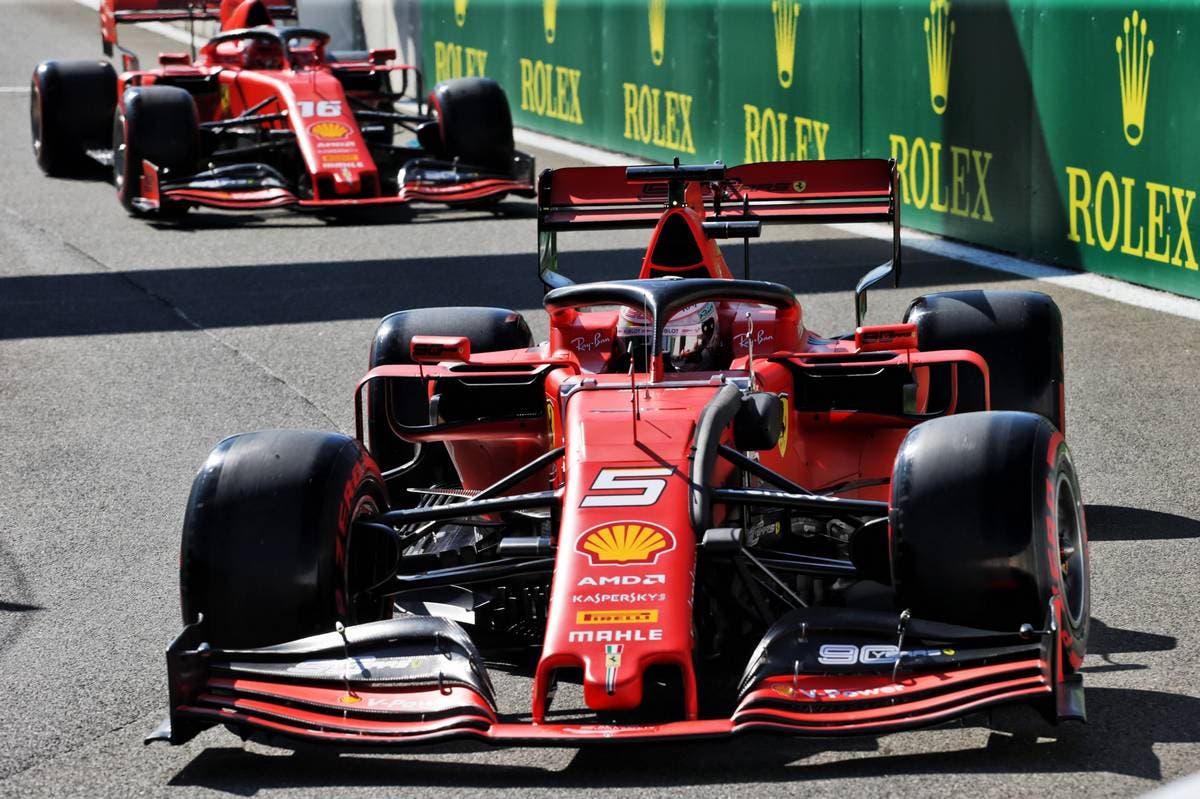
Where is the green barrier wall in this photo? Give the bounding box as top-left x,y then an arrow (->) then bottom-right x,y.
419,0 -> 1200,299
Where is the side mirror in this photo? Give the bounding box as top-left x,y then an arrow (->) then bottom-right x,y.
410,335 -> 470,363
853,261 -> 895,327
369,48 -> 396,65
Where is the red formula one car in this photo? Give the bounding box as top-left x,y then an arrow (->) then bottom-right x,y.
148,158 -> 1089,749
30,0 -> 533,217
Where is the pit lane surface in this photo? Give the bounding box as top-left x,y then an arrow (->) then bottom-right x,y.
2,2 -> 1199,795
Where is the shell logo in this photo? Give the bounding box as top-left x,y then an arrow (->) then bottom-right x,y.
309,121 -> 350,140
575,522 -> 675,566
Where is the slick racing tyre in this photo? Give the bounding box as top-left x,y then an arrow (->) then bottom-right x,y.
180,430 -> 392,649
890,411 -> 1089,673
113,86 -> 199,215
904,290 -> 1066,431
367,307 -> 532,505
429,78 -> 516,172
30,60 -> 116,177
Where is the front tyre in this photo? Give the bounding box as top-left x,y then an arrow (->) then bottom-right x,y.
429,78 -> 516,173
890,411 -> 1089,673
180,430 -> 393,649
114,86 -> 199,215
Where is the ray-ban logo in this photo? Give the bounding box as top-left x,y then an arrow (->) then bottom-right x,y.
1115,9 -> 1153,147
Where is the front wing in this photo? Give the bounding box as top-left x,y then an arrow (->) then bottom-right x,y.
148,603 -> 1082,749
133,156 -> 535,214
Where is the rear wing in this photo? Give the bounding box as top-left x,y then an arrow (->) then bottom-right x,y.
100,0 -> 297,55
537,159 -> 901,324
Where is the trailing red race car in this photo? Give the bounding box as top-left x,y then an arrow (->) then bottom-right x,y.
148,158 -> 1089,749
30,0 -> 534,217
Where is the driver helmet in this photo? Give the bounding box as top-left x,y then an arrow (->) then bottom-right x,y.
615,301 -> 721,372
243,38 -> 284,70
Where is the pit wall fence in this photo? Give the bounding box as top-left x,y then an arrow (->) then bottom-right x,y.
310,0 -> 1200,299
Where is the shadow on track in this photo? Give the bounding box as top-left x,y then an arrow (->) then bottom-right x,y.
1085,505 -> 1200,541
0,239 -> 1003,340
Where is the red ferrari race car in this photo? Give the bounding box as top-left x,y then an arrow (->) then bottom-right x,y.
29,0 -> 534,217
148,158 -> 1089,749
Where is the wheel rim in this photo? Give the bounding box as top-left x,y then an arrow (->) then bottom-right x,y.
1055,472 -> 1087,629
113,112 -> 128,195
345,490 -> 389,623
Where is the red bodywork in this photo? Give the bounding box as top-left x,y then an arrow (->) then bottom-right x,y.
99,0 -> 532,212
155,158 -> 1078,749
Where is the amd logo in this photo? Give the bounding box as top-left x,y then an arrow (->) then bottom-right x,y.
577,574 -> 666,587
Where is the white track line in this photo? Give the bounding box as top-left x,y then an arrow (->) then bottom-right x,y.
0,87 -> 31,93
831,222 -> 1200,322
65,0 -> 1200,322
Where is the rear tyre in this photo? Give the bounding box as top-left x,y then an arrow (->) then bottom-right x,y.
429,78 -> 515,173
180,430 -> 392,649
30,60 -> 117,177
890,411 -> 1089,672
904,290 -> 1066,431
366,307 -> 532,503
113,86 -> 199,215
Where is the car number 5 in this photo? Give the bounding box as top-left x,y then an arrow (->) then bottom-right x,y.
580,467 -> 673,508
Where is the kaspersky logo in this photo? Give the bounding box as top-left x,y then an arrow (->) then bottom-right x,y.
1115,9 -> 1153,147
773,1 -> 801,88
454,0 -> 467,27
649,0 -> 667,65
544,0 -> 558,43
923,0 -> 954,115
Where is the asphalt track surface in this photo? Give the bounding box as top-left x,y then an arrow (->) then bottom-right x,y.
3,2 -> 1200,796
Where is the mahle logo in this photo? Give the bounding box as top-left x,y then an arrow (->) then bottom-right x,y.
649,0 -> 667,65
1115,9 -> 1153,147
453,0 -> 467,27
923,0 -> 954,115
544,0 -> 558,43
773,1 -> 801,88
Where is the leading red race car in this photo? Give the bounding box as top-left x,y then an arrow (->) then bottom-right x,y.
148,158 -> 1089,748
30,0 -> 534,217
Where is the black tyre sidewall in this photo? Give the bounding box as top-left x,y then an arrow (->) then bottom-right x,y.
180,430 -> 390,649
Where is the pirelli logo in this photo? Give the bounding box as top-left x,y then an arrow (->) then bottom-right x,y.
575,609 -> 658,625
